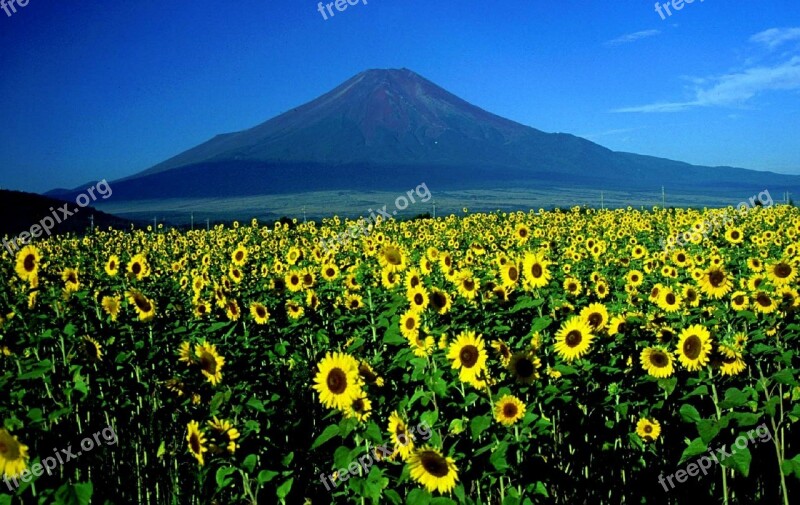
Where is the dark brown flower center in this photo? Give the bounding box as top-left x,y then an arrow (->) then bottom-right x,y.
587,313 -> 602,329
650,351 -> 668,367
683,335 -> 702,360
459,345 -> 479,368
774,263 -> 792,278
503,403 -> 519,418
419,451 -> 450,478
756,292 -> 772,307
565,330 -> 583,347
709,270 -> 725,287
531,264 -> 543,278
326,368 -> 347,394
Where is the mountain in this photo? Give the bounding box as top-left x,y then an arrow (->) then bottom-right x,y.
47,68 -> 800,201
0,190 -> 133,242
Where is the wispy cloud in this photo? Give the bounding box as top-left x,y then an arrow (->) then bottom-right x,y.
750,27 -> 800,50
613,29 -> 800,113
604,29 -> 661,47
579,127 -> 643,141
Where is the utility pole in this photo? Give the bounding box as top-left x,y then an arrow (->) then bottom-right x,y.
661,186 -> 666,208
153,217 -> 157,230
600,191 -> 604,210
433,201 -> 437,219
191,212 -> 194,230
206,219 -> 210,231
303,206 -> 307,224
89,214 -> 94,233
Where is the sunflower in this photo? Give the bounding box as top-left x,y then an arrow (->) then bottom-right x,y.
522,251 -> 551,289
698,266 -> 732,299
250,302 -> 270,325
82,336 -> 103,362
490,339 -> 513,367
675,325 -> 712,371
196,341 -> 225,385
626,269 -> 644,287
730,291 -> 749,311
718,344 -> 746,377
0,428 -> 29,479
378,243 -> 407,273
312,352 -> 362,411
225,299 -> 241,321
554,317 -> 595,362
563,277 -> 582,297
580,303 -> 609,332
101,294 -> 121,321
656,288 -> 682,313
358,361 -> 384,387
178,341 -> 195,364
345,396 -> 372,423
231,245 -> 248,266
508,351 -> 541,383
388,411 -> 415,461
208,416 -> 240,454
752,291 -> 777,314
125,289 -> 156,322
500,262 -> 521,289
607,315 -> 628,337
400,310 -> 421,340
428,288 -> 452,315
682,285 -> 701,307
14,245 -> 40,281
407,446 -> 459,494
407,286 -> 429,312
635,418 -> 661,442
186,421 -> 208,465
494,395 -> 526,426
640,347 -> 674,378
321,263 -> 339,281
286,300 -> 305,319
104,255 -> 119,276
285,270 -> 303,292
447,331 -> 488,384
766,259 -> 796,287
381,269 -> 402,289
127,253 -> 150,281
194,301 -> 210,319
455,270 -> 479,301
62,267 -> 80,293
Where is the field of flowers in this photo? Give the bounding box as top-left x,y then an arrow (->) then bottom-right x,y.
1,204 -> 799,504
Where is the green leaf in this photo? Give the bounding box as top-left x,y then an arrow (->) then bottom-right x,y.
246,397 -> 266,413
490,443 -> 510,472
679,438 -> 708,465
311,425 -> 340,450
216,466 -> 237,489
276,477 -> 293,499
721,446 -> 752,477
243,454 -> 257,473
719,387 -> 749,409
470,414 -> 492,440
257,470 -> 279,485
780,454 -> 800,478
54,482 -> 93,505
530,316 -> 552,332
680,404 -> 701,423
533,481 -> 549,497
333,446 -> 352,470
697,419 -> 721,444
771,369 -> 797,385
406,488 -> 432,505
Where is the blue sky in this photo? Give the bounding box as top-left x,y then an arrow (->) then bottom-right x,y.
1,0 -> 799,193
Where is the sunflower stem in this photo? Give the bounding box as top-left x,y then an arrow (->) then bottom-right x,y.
710,378 -> 729,505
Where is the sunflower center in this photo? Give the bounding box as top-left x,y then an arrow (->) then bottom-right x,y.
687,290 -> 697,302
190,434 -> 201,453
503,403 -> 519,418
709,270 -> 725,287
463,279 -> 475,291
509,267 -> 519,281
419,451 -> 450,478
731,231 -> 740,240
352,399 -> 365,412
134,294 -> 152,312
256,307 -> 266,318
774,263 -> 792,278
326,268 -> 335,277
199,352 -> 218,374
756,293 -> 771,307
587,313 -> 602,328
132,263 -> 141,275
682,335 -> 702,360
515,357 -> 534,377
405,317 -> 416,330
531,264 -> 543,278
326,368 -> 347,395
22,253 -> 35,272
384,247 -> 402,265
666,293 -> 676,305
644,425 -> 653,434
459,345 -> 479,368
733,295 -> 744,305
235,251 -> 244,261
431,292 -> 446,308
414,293 -> 424,305
565,330 -> 583,347
650,351 -> 668,367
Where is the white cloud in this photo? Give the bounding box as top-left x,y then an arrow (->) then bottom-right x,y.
604,30 -> 661,47
750,27 -> 800,50
613,48 -> 800,113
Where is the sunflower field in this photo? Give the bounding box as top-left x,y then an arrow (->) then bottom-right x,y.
1,204 -> 800,504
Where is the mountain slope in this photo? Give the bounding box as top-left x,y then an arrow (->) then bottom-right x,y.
48,68 -> 800,201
